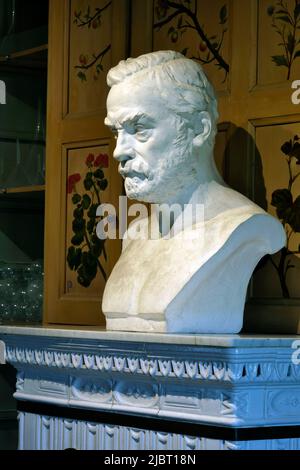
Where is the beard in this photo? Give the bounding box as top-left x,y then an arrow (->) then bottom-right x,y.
123,135 -> 197,204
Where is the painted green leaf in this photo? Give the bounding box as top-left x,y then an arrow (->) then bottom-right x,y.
98,179 -> 108,191
291,141 -> 300,162
84,177 -> 93,190
67,246 -> 75,270
76,248 -> 100,287
72,194 -> 81,204
94,169 -> 104,179
77,265 -> 93,287
71,233 -> 84,246
271,188 -> 293,220
294,50 -> 300,59
73,207 -> 83,219
82,251 -> 97,267
219,4 -> 227,25
288,196 -> 300,232
276,9 -> 288,15
77,71 -> 87,82
82,194 -> 91,209
83,255 -> 98,275
271,55 -> 288,67
281,139 -> 293,155
87,204 -> 98,219
294,3 -> 300,19
87,218 -> 95,234
72,218 -> 85,233
67,246 -> 82,270
275,15 -> 293,24
73,248 -> 82,270
91,239 -> 103,258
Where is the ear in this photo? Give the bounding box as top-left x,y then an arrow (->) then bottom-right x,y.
192,111 -> 212,148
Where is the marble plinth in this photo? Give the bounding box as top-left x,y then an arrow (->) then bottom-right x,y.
0,325 -> 300,450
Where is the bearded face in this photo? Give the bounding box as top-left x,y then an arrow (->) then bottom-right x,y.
105,79 -> 199,204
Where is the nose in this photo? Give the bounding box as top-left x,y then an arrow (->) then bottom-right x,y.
113,130 -> 134,164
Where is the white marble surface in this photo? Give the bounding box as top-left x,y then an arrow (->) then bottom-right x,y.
0,324 -> 298,347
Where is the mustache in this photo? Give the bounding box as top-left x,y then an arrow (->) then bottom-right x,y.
118,160 -> 152,179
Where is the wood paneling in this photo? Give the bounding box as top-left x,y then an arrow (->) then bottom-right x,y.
152,0 -> 231,93
44,0 -> 300,325
44,0 -> 127,325
67,0 -> 113,115
131,0 -> 300,310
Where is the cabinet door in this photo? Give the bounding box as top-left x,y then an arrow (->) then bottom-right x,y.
44,0 -> 128,325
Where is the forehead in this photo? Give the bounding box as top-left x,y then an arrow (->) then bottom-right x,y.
106,79 -> 164,125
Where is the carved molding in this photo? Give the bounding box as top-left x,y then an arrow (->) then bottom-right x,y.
5,344 -> 298,383
267,389 -> 300,418
5,335 -> 300,432
71,377 -> 112,403
18,411 -> 300,450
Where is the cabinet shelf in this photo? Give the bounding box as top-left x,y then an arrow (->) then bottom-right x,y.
0,45 -> 48,71
0,186 -> 45,210
0,21 -> 48,59
0,185 -> 45,195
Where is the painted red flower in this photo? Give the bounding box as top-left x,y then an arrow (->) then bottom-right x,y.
79,54 -> 87,65
67,173 -> 81,193
94,153 -> 109,168
86,153 -> 95,166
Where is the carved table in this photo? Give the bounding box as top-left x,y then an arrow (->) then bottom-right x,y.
0,325 -> 300,450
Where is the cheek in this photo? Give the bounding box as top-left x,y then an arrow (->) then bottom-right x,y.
144,130 -> 177,155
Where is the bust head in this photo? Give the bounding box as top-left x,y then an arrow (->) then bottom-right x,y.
105,51 -> 219,204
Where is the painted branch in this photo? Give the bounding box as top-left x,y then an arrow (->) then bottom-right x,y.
75,44 -> 111,71
77,1 -> 112,28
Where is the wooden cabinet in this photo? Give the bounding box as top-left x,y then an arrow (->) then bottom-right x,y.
0,0 -> 48,324
2,0 -> 297,328
44,0 -> 128,325
0,0 -> 128,327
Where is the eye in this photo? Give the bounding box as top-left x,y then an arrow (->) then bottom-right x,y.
135,125 -> 145,134
134,125 -> 150,140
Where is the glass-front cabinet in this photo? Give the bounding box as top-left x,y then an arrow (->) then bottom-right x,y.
0,0 -> 48,324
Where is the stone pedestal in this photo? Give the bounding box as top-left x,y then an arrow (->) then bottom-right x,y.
0,325 -> 300,450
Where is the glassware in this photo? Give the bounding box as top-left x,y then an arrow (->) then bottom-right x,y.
25,259 -> 43,323
0,0 -> 16,56
24,96 -> 46,185
5,138 -> 31,188
0,259 -> 43,324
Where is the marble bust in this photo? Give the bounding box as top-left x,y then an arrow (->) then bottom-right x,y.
102,50 -> 285,334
